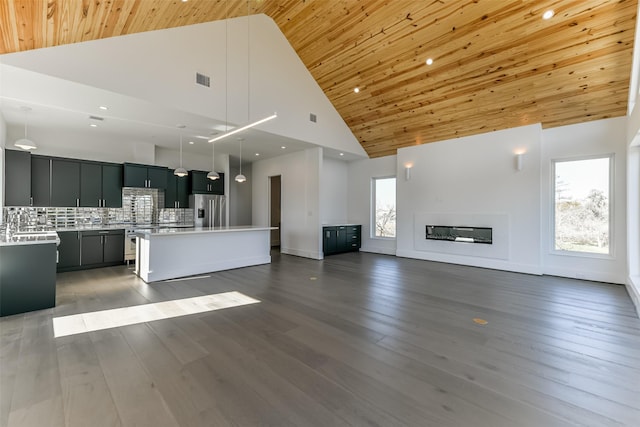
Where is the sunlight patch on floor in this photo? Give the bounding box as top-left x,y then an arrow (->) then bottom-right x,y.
53,291 -> 260,338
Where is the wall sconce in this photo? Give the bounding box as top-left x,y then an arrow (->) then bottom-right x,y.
405,165 -> 412,181
515,153 -> 523,171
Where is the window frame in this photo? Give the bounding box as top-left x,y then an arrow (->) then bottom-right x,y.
371,175 -> 397,240
550,153 -> 615,259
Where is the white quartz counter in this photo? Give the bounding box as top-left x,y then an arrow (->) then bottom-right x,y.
135,226 -> 277,282
135,225 -> 275,237
0,231 -> 60,247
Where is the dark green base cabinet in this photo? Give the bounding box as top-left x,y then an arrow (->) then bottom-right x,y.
323,225 -> 361,255
1,243 -> 57,317
57,229 -> 125,272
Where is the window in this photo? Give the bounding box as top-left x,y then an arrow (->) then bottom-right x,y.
553,156 -> 612,255
373,177 -> 396,238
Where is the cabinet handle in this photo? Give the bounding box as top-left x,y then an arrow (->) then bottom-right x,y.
103,199 -> 106,207
76,198 -> 79,207
99,231 -> 109,234
30,197 -> 33,207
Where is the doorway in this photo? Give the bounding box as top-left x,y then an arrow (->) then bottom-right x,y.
269,175 -> 281,247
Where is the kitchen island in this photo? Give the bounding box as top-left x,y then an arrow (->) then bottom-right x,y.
134,226 -> 276,282
0,231 -> 59,316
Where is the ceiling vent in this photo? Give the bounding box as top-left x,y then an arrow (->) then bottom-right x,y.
88,115 -> 104,121
310,113 -> 317,123
196,72 -> 211,88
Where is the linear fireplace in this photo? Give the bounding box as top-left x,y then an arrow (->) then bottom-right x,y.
425,225 -> 492,244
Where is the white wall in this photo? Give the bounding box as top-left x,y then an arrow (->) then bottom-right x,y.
252,147 -> 322,259
2,15 -> 366,158
395,124 -> 542,274
347,155 -> 397,255
627,97 -> 640,314
229,161 -> 252,226
627,146 -> 640,315
320,157 -> 348,225
541,117 -> 627,284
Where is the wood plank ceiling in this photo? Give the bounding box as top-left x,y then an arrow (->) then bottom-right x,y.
0,0 -> 636,158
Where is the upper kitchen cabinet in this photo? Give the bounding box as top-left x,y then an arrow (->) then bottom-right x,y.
124,163 -> 167,190
31,155 -> 51,207
165,170 -> 189,208
5,149 -> 31,206
80,162 -> 123,207
51,159 -> 80,207
190,171 -> 224,195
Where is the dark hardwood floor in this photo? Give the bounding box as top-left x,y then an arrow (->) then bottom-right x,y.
1,251 -> 639,427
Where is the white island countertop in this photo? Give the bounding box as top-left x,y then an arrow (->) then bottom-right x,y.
135,225 -> 276,237
0,231 -> 60,247
135,225 -> 277,282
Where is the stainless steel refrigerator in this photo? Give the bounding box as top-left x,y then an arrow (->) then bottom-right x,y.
189,194 -> 226,227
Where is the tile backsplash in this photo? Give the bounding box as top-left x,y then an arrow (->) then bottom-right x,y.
3,188 -> 193,229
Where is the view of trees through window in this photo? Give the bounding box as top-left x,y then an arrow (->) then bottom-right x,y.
374,177 -> 396,238
554,157 -> 611,254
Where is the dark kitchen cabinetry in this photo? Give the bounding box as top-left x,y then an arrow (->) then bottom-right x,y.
323,224 -> 361,256
123,163 -> 167,189
57,231 -> 81,271
31,155 -> 51,207
190,170 -> 224,195
80,162 -> 123,207
4,149 -> 31,206
57,229 -> 124,272
80,229 -> 125,268
51,159 -> 80,207
165,170 -> 190,208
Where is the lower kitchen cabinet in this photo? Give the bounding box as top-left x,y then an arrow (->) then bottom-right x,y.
57,231 -> 81,270
323,224 -> 361,255
57,229 -> 124,272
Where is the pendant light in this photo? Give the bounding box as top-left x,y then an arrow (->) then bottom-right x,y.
207,141 -> 219,180
174,126 -> 188,177
14,106 -> 38,151
235,138 -> 246,183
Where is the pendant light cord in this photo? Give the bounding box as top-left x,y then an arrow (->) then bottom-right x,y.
179,133 -> 183,167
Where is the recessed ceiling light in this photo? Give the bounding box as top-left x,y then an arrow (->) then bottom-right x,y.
339,152 -> 344,156
426,58 -> 434,66
542,10 -> 554,20
354,87 -> 360,93
188,141 -> 194,145
89,124 -> 97,127
195,135 -> 211,140
281,146 -> 286,149
255,153 -> 260,156
99,105 -> 108,110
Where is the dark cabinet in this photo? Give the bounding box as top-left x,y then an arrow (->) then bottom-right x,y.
80,162 -> 123,207
57,231 -> 81,271
323,224 -> 361,255
51,159 -> 80,207
80,162 -> 102,207
102,164 -> 123,207
5,149 -> 31,206
81,230 -> 124,267
165,170 -> 190,208
124,163 -> 167,189
31,156 -> 51,207
58,229 -> 124,272
190,170 -> 224,195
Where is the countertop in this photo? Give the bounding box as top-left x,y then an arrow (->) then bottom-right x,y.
135,225 -> 278,237
0,231 -> 60,247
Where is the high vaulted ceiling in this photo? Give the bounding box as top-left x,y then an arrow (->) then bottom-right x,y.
0,0 -> 636,158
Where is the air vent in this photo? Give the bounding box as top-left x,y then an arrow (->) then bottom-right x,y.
310,113 -> 317,123
88,115 -> 104,121
196,72 -> 211,87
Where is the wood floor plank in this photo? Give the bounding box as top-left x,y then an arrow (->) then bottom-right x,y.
6,312 -> 64,427
1,252 -> 639,427
89,328 -> 180,427
55,335 -> 122,427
